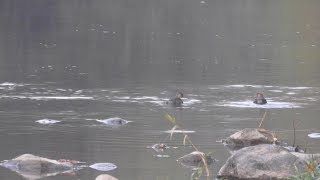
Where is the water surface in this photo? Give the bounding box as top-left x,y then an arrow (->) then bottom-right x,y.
1,0 -> 320,179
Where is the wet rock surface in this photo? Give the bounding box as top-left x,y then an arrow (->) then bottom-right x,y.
223,128 -> 274,151
0,154 -> 80,180
218,144 -> 319,180
95,174 -> 118,180
177,151 -> 216,169
290,152 -> 320,163
96,117 -> 131,126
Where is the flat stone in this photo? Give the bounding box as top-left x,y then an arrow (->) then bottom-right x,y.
95,174 -> 118,180
0,154 -> 78,180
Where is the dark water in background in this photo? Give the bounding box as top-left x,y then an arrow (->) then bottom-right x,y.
1,0 -> 320,179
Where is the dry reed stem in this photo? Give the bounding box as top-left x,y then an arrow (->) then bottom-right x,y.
258,111 -> 268,128
164,113 -> 209,176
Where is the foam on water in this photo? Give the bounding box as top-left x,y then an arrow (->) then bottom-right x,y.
132,96 -> 160,100
154,155 -> 170,158
306,97 -> 318,101
224,84 -> 265,88
269,90 -> 283,93
183,99 -> 201,105
308,133 -> 320,139
0,96 -> 94,100
222,84 -> 312,90
31,96 -> 93,100
111,91 -> 120,93
113,96 -> 131,99
0,82 -> 17,86
217,100 -> 302,108
163,130 -> 195,134
0,82 -> 27,87
286,92 -> 296,95
111,100 -> 128,102
224,84 -> 246,88
36,119 -> 61,124
56,89 -> 67,91
148,100 -> 165,106
286,87 -> 312,90
112,96 -> 165,105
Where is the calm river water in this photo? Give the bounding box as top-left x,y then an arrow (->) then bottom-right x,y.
1,0 -> 320,179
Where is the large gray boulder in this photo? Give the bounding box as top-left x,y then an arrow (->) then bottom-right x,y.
224,128 -> 274,151
0,154 -> 78,180
95,174 -> 118,180
218,144 -> 319,179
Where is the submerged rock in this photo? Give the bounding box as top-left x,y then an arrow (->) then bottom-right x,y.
95,174 -> 118,180
177,151 -> 216,169
0,154 -> 80,180
218,144 -> 320,179
223,128 -> 274,151
96,117 -> 131,126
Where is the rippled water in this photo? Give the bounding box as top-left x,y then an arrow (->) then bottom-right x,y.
1,82 -> 320,179
1,0 -> 320,179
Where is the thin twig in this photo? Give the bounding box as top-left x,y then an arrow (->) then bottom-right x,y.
258,111 -> 268,128
200,154 -> 210,177
185,135 -> 199,151
304,136 -> 308,153
293,119 -> 296,147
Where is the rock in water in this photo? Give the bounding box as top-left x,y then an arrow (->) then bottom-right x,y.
89,163 -> 117,171
218,144 -> 320,179
95,174 -> 118,180
177,151 -> 216,169
0,154 -> 77,180
96,117 -> 131,126
224,128 -> 274,151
